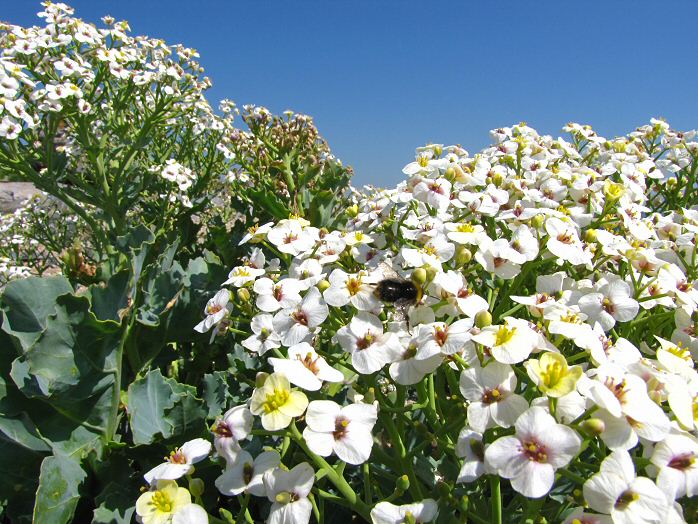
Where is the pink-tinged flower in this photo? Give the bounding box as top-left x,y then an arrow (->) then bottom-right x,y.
215,450 -> 280,497
414,319 -> 474,360
459,362 -> 528,433
562,508 -> 611,524
485,406 -> 581,498
583,450 -> 669,524
474,238 -> 526,279
267,220 -> 316,256
268,342 -> 344,391
336,312 -> 403,374
389,332 -> 443,386
545,217 -> 591,266
401,235 -> 455,270
577,278 -> 639,332
303,400 -> 378,465
253,277 -> 302,312
370,499 -> 438,524
413,176 -> 452,211
144,438 -> 212,484
264,463 -> 315,524
194,289 -> 231,335
212,405 -> 253,464
273,288 -> 329,346
650,432 -> 698,501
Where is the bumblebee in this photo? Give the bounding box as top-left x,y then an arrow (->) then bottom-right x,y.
373,278 -> 422,306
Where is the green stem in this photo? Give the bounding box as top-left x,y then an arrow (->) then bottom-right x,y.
490,475 -> 502,524
289,423 -> 371,521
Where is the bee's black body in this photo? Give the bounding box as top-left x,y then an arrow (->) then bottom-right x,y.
374,278 -> 420,305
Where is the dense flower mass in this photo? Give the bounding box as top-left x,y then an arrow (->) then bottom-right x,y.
181,117 -> 698,523
2,4 -> 698,524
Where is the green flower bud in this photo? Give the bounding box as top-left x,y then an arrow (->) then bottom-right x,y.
411,268 -> 427,285
255,372 -> 270,388
581,417 -> 605,436
444,166 -> 456,182
424,265 -> 438,283
404,512 -> 417,524
237,287 -> 251,302
396,474 -> 410,492
492,172 -> 504,186
317,279 -> 331,292
584,228 -> 598,242
458,495 -> 469,513
475,310 -> 492,328
531,214 -> 545,229
346,205 -> 359,218
363,387 -> 376,404
454,246 -> 472,266
189,478 -> 204,497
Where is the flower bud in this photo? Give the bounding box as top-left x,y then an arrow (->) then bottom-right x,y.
424,265 -> 438,283
188,478 -> 204,498
255,372 -> 270,388
363,387 -> 376,404
531,214 -> 545,229
666,177 -> 678,188
317,279 -> 331,292
584,228 -> 598,242
475,310 -> 492,328
396,474 -> 410,492
411,268 -> 427,285
492,172 -> 504,186
444,166 -> 456,182
458,495 -> 469,513
404,512 -> 417,524
237,287 -> 251,302
346,205 -> 359,218
581,418 -> 605,436
454,246 -> 472,266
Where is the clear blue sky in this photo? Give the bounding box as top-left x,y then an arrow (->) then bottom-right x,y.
6,1 -> 698,187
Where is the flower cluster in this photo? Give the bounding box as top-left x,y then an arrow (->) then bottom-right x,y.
176,119 -> 698,523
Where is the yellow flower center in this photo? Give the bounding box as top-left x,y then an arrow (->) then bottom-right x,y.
666,342 -> 692,362
457,222 -> 475,233
151,490 -> 174,513
494,325 -> 516,346
540,360 -> 565,389
262,388 -> 290,413
346,277 -> 362,296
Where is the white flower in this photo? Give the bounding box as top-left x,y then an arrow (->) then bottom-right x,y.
253,277 -> 302,312
267,221 -> 316,256
212,405 -> 254,464
545,217 -> 591,266
583,450 -> 669,524
323,269 -> 381,310
471,317 -> 539,364
268,342 -> 344,391
222,264 -> 265,287
414,319 -> 473,359
336,312 -> 403,374
273,288 -> 329,346
171,504 -> 208,524
456,428 -> 487,483
389,332 -> 443,385
459,362 -> 528,433
474,238 -> 525,279
264,463 -> 315,524
485,406 -> 581,498
242,313 -> 281,355
650,432 -> 698,500
412,176 -> 452,211
303,400 -> 378,464
401,235 -> 455,270
215,450 -> 280,497
578,279 -> 639,332
370,499 -> 438,524
144,438 -> 212,484
194,289 -> 231,334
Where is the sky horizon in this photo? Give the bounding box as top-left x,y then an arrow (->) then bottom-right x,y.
6,1 -> 698,188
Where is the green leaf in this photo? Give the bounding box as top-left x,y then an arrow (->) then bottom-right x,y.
92,481 -> 136,524
248,188 -> 291,220
202,371 -> 230,419
127,369 -> 207,445
0,276 -> 73,351
33,454 -> 87,524
87,270 -> 130,323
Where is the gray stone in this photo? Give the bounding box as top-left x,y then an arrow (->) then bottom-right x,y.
0,182 -> 39,213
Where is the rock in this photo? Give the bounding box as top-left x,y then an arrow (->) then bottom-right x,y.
0,182 -> 39,214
